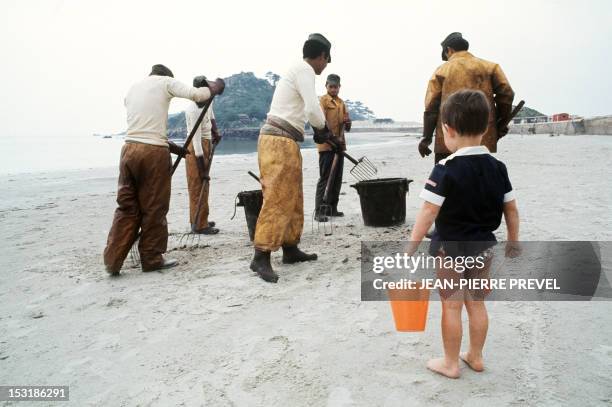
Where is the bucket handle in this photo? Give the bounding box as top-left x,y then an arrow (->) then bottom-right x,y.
230,193 -> 240,220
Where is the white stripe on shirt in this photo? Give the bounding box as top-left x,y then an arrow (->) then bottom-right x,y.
419,189 -> 446,206
503,190 -> 516,203
439,145 -> 491,165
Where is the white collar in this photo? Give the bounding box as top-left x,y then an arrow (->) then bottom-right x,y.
439,145 -> 490,165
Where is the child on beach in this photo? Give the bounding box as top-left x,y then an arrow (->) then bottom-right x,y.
406,89 -> 520,379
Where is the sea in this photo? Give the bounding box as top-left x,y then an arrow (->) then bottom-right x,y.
0,132 -> 414,175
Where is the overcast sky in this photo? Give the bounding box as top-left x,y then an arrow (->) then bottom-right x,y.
1,0 -> 611,138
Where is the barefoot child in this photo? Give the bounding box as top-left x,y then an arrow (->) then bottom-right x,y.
406,89 -> 520,379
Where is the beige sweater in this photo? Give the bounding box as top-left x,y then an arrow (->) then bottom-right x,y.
267,60 -> 326,133
124,75 -> 211,147
185,101 -> 215,157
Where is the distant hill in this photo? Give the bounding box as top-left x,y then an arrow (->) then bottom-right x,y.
515,105 -> 545,118
215,72 -> 274,128
165,71 -> 378,139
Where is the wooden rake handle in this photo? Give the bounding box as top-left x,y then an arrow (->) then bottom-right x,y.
325,139 -> 359,165
170,95 -> 216,176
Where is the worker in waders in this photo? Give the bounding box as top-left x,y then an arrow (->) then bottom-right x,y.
184,76 -> 221,235
418,32 -> 515,163
314,73 -> 351,222
250,33 -> 337,283
103,64 -> 224,275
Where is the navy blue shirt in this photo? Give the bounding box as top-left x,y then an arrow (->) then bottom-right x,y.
419,146 -> 515,255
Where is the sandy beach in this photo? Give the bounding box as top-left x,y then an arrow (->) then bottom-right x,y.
1,133 -> 611,406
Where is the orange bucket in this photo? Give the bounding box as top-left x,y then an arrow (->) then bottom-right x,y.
388,285 -> 430,332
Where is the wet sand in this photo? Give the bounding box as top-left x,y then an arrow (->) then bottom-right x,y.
1,134 -> 611,406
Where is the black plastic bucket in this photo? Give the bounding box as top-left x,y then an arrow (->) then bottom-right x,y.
236,189 -> 263,241
351,178 -> 413,227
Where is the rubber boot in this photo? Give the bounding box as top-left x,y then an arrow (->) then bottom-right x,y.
331,208 -> 344,217
282,245 -> 318,264
192,225 -> 220,235
314,213 -> 329,222
314,207 -> 329,222
250,249 -> 278,283
105,265 -> 120,277
142,257 -> 179,272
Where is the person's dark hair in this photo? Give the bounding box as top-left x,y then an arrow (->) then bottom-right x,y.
447,38 -> 469,52
193,75 -> 208,88
150,64 -> 174,78
441,89 -> 490,136
303,39 -> 330,61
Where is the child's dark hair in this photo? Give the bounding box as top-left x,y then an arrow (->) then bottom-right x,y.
303,39 -> 330,60
440,89 -> 490,136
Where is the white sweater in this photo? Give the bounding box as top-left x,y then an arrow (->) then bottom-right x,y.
185,101 -> 215,157
124,75 -> 211,147
267,60 -> 326,132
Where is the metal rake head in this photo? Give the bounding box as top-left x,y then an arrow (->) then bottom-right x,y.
177,231 -> 202,248
129,239 -> 141,268
312,204 -> 334,236
349,156 -> 377,181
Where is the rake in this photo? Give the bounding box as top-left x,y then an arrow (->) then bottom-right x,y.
312,151 -> 340,236
326,140 -> 377,182
178,140 -> 218,248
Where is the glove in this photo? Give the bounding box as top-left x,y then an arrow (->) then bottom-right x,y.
313,124 -> 332,144
329,136 -> 345,151
211,119 -> 221,145
168,141 -> 189,157
496,103 -> 513,140
419,111 -> 438,158
207,78 -> 226,96
418,138 -> 432,157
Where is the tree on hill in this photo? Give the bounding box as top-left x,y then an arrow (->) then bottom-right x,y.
515,105 -> 546,118
265,71 -> 280,86
345,100 -> 375,121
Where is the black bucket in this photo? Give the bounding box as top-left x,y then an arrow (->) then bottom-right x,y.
351,178 -> 413,227
236,189 -> 263,241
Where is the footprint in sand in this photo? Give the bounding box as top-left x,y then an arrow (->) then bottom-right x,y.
240,335 -> 291,389
106,297 -> 127,308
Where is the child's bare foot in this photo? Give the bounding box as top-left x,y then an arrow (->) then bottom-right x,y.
426,358 -> 460,379
460,352 -> 484,372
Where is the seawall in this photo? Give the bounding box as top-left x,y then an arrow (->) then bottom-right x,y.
509,115 -> 612,135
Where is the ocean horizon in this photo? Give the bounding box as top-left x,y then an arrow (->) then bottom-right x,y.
0,132 -> 412,176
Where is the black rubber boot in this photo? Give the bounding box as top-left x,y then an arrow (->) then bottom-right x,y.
314,213 -> 329,222
192,226 -> 220,235
250,249 -> 278,283
331,208 -> 344,217
282,245 -> 318,264
142,257 -> 178,272
105,265 -> 120,277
